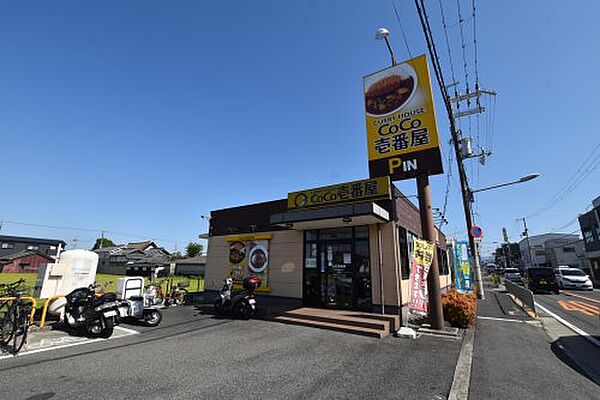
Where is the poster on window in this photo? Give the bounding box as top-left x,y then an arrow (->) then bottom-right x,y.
226,234 -> 271,291
408,238 -> 435,314
453,241 -> 472,293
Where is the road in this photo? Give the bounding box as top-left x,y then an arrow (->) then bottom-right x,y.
0,306 -> 462,400
535,289 -> 600,339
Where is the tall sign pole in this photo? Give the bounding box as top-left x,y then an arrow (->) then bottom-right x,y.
416,175 -> 444,329
368,31 -> 445,329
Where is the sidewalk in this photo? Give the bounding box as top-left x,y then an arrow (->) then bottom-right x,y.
469,288 -> 600,399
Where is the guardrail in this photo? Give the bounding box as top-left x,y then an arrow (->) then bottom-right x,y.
39,295 -> 65,329
504,280 -> 537,317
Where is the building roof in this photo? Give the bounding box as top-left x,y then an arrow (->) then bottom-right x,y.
125,241 -> 159,251
174,255 -> 207,265
0,250 -> 55,263
0,235 -> 66,246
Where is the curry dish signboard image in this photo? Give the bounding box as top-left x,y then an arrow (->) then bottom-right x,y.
364,54 -> 443,181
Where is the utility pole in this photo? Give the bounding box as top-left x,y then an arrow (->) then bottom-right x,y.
519,217 -> 534,268
99,230 -> 106,249
414,0 -> 489,299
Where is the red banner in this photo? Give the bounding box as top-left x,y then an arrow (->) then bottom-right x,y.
408,239 -> 434,314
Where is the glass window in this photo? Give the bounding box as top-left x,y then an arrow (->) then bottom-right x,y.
319,227 -> 353,241
1,242 -> 14,249
398,226 -> 410,279
563,247 -> 575,253
305,243 -> 317,269
27,245 -> 39,251
305,230 -> 318,241
354,226 -> 369,239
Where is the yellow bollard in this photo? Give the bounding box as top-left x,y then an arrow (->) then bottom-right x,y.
0,296 -> 37,322
39,295 -> 65,329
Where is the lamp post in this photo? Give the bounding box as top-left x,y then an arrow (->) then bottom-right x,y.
470,173 -> 540,196
375,28 -> 444,330
468,173 -> 540,296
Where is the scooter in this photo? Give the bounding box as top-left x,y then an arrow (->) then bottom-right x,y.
63,284 -> 122,338
214,276 -> 261,319
117,296 -> 163,327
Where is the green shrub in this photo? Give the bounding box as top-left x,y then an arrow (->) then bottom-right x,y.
442,288 -> 477,328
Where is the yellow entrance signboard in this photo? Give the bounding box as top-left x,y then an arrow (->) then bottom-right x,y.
364,54 -> 443,181
288,176 -> 391,210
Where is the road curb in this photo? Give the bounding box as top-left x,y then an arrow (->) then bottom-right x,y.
447,328 -> 474,400
535,302 -> 600,349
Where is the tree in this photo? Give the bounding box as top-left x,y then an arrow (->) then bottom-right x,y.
92,237 -> 115,250
186,242 -> 203,258
170,251 -> 186,261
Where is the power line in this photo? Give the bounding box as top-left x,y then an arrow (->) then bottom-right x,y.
456,0 -> 470,102
392,1 -> 413,59
527,142 -> 600,219
0,219 -> 190,248
437,0 -> 458,94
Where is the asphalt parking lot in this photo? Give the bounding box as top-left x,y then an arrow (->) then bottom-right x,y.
0,306 -> 462,400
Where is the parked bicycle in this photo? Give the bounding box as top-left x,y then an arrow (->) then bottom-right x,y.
0,279 -> 33,354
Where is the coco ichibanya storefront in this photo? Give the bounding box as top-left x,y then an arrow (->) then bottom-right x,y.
204,177 -> 452,313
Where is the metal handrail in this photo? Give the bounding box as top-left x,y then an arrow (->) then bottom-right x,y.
0,296 -> 37,322
504,280 -> 537,317
39,295 -> 65,328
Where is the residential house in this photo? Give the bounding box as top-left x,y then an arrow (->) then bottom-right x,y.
0,250 -> 55,273
95,241 -> 171,276
0,235 -> 66,259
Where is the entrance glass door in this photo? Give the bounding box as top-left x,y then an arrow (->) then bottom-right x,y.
320,242 -> 353,308
303,227 -> 372,310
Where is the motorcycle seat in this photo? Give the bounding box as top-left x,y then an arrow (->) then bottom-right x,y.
100,293 -> 117,302
128,296 -> 144,301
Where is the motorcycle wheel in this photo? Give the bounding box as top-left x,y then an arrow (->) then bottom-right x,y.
143,310 -> 162,327
88,318 -> 114,339
214,299 -> 223,315
234,301 -> 253,320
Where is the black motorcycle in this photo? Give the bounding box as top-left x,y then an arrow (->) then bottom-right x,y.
214,276 -> 261,319
63,284 -> 121,338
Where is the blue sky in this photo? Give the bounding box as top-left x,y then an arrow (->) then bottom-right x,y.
1,1 -> 599,254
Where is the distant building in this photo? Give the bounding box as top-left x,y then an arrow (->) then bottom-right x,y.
0,250 -> 55,273
0,235 -> 66,259
518,233 -> 581,269
494,243 -> 522,270
545,237 -> 586,270
173,255 -> 206,276
94,240 -> 171,276
578,195 -> 600,286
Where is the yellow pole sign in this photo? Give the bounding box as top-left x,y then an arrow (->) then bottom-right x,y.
364,54 -> 443,181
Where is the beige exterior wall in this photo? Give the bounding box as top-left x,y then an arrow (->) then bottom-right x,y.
205,223 -> 452,307
204,230 -> 304,298
369,223 -> 402,307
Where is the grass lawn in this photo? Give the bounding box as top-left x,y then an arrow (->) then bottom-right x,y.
0,272 -> 204,309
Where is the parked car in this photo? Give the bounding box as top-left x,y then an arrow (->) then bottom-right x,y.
525,268 -> 559,294
554,267 -> 593,291
503,268 -> 522,285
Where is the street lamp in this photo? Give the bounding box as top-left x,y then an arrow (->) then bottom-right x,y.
375,28 -> 397,66
470,173 -> 540,195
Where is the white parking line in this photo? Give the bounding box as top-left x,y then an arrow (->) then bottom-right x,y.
477,316 -> 527,323
0,326 -> 139,361
535,302 -> 600,349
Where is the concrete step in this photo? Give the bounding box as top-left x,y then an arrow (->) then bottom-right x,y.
280,310 -> 390,332
275,315 -> 386,339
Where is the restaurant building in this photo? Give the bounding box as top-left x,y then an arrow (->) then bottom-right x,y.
204,177 -> 451,316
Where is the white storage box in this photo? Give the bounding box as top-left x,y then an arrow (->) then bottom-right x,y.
115,277 -> 145,300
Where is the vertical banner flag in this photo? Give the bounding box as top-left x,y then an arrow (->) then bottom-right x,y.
453,241 -> 472,293
364,54 -> 443,181
409,238 -> 435,314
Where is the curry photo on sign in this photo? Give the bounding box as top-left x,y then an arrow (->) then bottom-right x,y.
364,54 -> 443,181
